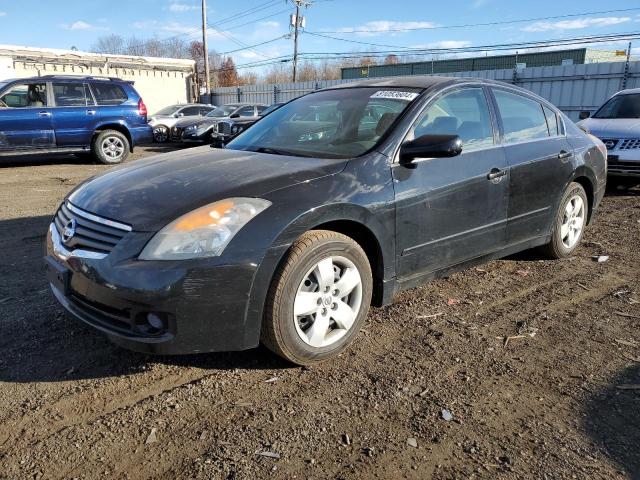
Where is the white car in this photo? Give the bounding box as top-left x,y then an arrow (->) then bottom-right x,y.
578,88 -> 640,187
148,104 -> 215,143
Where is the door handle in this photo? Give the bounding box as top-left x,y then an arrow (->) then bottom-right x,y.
558,150 -> 573,160
487,168 -> 507,181
86,109 -> 97,116
37,111 -> 51,117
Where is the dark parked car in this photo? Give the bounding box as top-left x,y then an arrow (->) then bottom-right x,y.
0,75 -> 152,164
173,103 -> 267,143
148,103 -> 215,143
210,102 -> 284,146
45,76 -> 606,365
577,88 -> 640,188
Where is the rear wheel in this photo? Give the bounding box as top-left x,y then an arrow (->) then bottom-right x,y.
92,130 -> 130,165
261,230 -> 373,365
541,182 -> 588,259
153,125 -> 169,143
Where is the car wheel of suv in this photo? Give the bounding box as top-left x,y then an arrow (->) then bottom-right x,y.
92,130 -> 130,165
153,125 -> 169,143
542,182 -> 588,259
262,230 -> 373,365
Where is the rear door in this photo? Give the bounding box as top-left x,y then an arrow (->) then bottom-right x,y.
50,82 -> 98,147
489,87 -> 575,245
393,86 -> 509,278
0,81 -> 55,152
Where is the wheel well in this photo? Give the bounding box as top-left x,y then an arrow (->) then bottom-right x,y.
573,176 -> 595,223
94,124 -> 133,152
313,220 -> 385,306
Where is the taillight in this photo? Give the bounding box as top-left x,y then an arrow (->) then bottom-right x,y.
138,98 -> 147,117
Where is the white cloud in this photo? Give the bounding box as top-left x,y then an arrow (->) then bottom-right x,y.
60,20 -> 107,31
0,11 -> 6,17
259,21 -> 280,29
132,20 -> 228,39
427,40 -> 472,49
167,2 -> 198,12
471,0 -> 490,8
522,16 -> 631,32
338,20 -> 440,37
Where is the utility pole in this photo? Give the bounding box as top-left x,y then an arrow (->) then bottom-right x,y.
291,0 -> 310,82
201,0 -> 211,102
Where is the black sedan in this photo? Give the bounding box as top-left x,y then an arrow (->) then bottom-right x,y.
210,103 -> 285,146
45,76 -> 607,365
174,103 -> 267,143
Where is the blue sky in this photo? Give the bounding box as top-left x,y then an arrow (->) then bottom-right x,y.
0,0 -> 638,70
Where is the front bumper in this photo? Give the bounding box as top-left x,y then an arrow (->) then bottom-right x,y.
44,222 -> 264,354
607,154 -> 640,177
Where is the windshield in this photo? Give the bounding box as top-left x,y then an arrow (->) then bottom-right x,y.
594,93 -> 640,119
226,87 -> 421,159
207,105 -> 238,118
155,105 -> 181,116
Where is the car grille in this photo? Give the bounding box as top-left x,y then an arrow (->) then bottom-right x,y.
171,126 -> 183,138
211,123 -> 218,133
601,139 -> 619,150
53,201 -> 131,255
608,158 -> 640,174
619,139 -> 640,150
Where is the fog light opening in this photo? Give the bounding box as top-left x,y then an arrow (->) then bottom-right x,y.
135,312 -> 168,335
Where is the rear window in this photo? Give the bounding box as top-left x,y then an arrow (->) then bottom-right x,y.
91,83 -> 128,106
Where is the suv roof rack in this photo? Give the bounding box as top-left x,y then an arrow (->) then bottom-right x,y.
39,75 -> 122,81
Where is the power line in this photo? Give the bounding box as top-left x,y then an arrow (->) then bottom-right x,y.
310,7 -> 640,34
223,8 -> 292,31
208,0 -> 284,28
217,35 -> 290,56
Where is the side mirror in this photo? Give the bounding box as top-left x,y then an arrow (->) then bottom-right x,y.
399,134 -> 462,165
230,113 -> 240,119
579,111 -> 590,120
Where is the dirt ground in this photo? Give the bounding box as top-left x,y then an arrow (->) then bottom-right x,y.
0,146 -> 639,480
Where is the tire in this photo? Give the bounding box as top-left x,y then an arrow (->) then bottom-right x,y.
153,125 -> 169,143
92,130 -> 130,165
541,182 -> 588,259
261,230 -> 373,365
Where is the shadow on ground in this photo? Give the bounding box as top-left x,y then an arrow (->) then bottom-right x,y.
0,214 -> 290,384
584,363 -> 640,480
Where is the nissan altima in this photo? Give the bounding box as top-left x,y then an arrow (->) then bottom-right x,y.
44,76 -> 607,365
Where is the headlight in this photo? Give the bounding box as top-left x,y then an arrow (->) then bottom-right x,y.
139,198 -> 271,260
231,125 -> 240,134
184,124 -> 197,132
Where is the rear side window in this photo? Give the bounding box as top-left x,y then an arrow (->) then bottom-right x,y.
493,89 -> 549,143
257,105 -> 267,114
90,83 -> 127,106
181,106 -> 201,116
543,106 -> 559,136
200,107 -> 214,115
236,106 -> 255,117
53,83 -> 93,107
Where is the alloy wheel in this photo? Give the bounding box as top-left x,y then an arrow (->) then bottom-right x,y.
560,194 -> 585,249
153,126 -> 168,143
101,136 -> 125,160
293,255 -> 363,348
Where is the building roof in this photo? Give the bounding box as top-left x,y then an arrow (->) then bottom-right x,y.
0,44 -> 195,71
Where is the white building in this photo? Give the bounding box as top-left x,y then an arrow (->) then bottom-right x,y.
0,45 -> 196,114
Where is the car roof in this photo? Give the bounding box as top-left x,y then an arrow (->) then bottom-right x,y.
616,88 -> 640,95
329,75 -> 464,90
223,103 -> 266,107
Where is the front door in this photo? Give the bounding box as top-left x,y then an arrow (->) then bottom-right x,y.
0,82 -> 55,152
393,86 -> 509,279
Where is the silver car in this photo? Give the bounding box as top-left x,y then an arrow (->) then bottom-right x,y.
148,104 -> 216,143
578,88 -> 640,186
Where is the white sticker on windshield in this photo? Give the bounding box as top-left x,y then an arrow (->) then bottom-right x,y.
370,90 -> 419,101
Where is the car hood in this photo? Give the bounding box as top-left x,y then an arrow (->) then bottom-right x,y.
578,118 -> 640,138
68,146 -> 347,231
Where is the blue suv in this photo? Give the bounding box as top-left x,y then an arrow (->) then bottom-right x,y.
0,75 -> 153,164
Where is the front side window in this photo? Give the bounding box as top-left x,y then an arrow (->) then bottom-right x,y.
91,83 -> 127,106
493,89 -> 549,143
227,87 -> 420,159
593,93 -> 640,119
207,105 -> 238,117
155,105 -> 181,116
53,83 -> 91,107
0,83 -> 48,108
408,87 -> 494,151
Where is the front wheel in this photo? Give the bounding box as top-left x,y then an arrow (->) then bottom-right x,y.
541,182 -> 588,259
261,230 -> 373,365
153,125 -> 169,143
92,130 -> 130,165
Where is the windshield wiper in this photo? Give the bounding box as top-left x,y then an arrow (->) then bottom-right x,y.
249,147 -> 312,158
